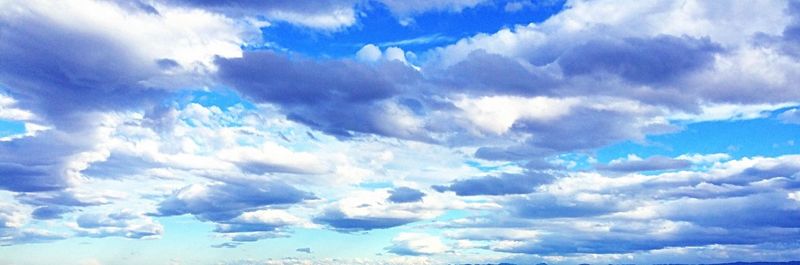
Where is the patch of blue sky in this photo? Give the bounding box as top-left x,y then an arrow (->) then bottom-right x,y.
172,87 -> 255,111
265,227 -> 399,259
256,0 -> 566,58
0,119 -> 26,138
464,160 -> 507,172
552,152 -> 594,171
437,209 -> 471,221
0,216 -> 218,265
595,114 -> 800,164
358,181 -> 395,189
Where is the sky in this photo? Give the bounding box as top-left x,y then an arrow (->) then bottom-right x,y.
0,0 -> 800,264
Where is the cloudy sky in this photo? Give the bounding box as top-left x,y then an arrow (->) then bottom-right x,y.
1,0 -> 800,264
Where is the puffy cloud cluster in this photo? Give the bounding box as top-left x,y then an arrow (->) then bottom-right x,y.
0,0 -> 799,263
440,154 -> 800,257
73,210 -> 163,239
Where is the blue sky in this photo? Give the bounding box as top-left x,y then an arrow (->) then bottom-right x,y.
1,0 -> 800,264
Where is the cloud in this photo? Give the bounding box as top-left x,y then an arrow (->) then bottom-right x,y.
454,95 -> 578,135
73,210 -> 163,239
388,187 -> 426,203
510,193 -> 624,219
214,209 -> 311,233
0,202 -> 26,229
378,0 -> 487,17
296,247 -> 312,253
0,228 -> 66,246
218,144 -> 330,175
156,180 -> 315,222
215,51 -> 425,140
434,172 -> 554,196
596,155 -> 692,172
0,0 -> 249,199
438,153 -> 800,256
211,242 -> 241,248
0,0 -> 246,127
164,0 -> 358,30
431,50 -> 558,97
313,190 -> 444,231
659,192 -> 800,228
778,108 -> 800,124
386,233 -> 448,256
474,99 -> 675,160
558,35 -> 722,84
30,206 -> 72,220
0,119 -> 117,192
314,208 -> 421,231
356,45 -> 411,64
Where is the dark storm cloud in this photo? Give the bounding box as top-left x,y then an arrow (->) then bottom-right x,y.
433,172 -> 554,196
387,187 -> 425,203
558,35 -> 722,85
596,155 -> 692,172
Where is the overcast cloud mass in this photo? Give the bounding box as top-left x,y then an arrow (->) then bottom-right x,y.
1,0 -> 800,264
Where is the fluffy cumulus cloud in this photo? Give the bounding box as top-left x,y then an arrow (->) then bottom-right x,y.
1,0 -> 800,264
73,210 -> 163,239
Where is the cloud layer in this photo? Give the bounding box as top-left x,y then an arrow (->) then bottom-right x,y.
0,0 -> 799,264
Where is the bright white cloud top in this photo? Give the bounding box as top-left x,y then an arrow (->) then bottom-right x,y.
0,0 -> 799,264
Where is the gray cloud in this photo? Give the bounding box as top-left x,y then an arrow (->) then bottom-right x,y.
596,156 -> 692,172
778,108 -> 800,124
156,180 -> 315,222
387,187 -> 426,203
313,209 -> 420,231
215,51 -> 427,140
432,50 -> 558,96
434,172 -> 554,196
558,35 -> 722,85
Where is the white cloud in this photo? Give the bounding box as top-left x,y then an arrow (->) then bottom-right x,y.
387,233 -> 448,255
356,44 -> 411,65
0,94 -> 34,121
454,96 -> 579,135
267,8 -> 356,30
